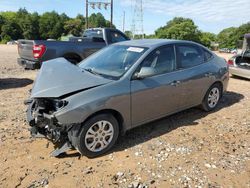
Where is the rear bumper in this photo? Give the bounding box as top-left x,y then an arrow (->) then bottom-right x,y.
229,66 -> 250,79
17,58 -> 40,69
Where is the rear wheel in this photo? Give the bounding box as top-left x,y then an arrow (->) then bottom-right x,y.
202,83 -> 222,111
76,114 -> 119,158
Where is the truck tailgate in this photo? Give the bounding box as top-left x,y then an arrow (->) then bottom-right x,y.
18,40 -> 35,61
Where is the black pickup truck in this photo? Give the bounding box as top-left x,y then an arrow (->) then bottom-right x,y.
17,28 -> 129,69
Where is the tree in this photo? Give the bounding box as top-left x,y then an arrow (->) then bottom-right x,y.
0,15 -> 4,40
88,13 -> 110,28
217,27 -> 237,48
1,20 -> 22,41
199,32 -> 217,48
155,17 -> 201,42
39,11 -> 68,39
20,12 -> 40,40
15,9 -> 40,39
0,10 -> 114,42
124,31 -> 132,38
64,18 -> 84,36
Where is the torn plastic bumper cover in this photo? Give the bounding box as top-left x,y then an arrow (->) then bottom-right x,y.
25,99 -> 79,157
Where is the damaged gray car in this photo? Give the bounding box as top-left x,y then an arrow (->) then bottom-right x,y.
26,39 -> 229,158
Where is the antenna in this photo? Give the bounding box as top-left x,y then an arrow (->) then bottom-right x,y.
131,0 -> 144,39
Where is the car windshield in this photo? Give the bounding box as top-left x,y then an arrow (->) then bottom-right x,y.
78,45 -> 147,79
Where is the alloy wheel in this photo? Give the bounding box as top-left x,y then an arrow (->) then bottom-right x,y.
207,87 -> 220,108
84,120 -> 114,152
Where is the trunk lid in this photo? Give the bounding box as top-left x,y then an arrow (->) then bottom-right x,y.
18,40 -> 35,61
31,58 -> 112,98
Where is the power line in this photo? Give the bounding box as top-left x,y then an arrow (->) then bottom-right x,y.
85,0 -> 113,29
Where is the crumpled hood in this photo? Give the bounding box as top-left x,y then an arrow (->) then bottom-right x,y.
31,58 -> 112,98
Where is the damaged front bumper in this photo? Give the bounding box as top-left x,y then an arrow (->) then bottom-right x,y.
25,99 -> 80,157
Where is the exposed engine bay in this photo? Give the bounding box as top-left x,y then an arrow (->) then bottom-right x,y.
26,98 -> 77,156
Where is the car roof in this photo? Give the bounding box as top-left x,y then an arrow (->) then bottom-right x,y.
115,39 -> 200,48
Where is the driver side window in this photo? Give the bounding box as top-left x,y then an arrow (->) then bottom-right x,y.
137,45 -> 176,77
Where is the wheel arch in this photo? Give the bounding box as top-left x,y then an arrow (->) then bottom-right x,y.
210,81 -> 223,96
62,52 -> 83,63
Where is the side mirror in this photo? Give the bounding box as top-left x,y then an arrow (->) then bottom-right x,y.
134,67 -> 156,79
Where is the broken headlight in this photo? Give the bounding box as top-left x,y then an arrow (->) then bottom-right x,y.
52,99 -> 68,111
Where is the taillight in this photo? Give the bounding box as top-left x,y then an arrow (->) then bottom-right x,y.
227,59 -> 234,65
33,44 -> 46,59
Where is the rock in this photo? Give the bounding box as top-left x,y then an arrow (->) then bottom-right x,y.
205,163 -> 211,168
40,178 -> 49,186
82,167 -> 94,175
211,164 -> 217,169
116,171 -> 124,178
150,179 -> 155,184
130,180 -> 140,188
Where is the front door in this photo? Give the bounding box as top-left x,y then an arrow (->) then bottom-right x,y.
130,45 -> 185,127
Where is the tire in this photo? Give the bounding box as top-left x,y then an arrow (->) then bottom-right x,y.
76,113 -> 119,158
201,83 -> 222,112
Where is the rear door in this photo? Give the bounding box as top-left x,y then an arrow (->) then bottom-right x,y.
18,40 -> 35,61
175,44 -> 216,107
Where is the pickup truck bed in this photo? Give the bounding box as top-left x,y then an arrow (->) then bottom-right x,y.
17,28 -> 129,69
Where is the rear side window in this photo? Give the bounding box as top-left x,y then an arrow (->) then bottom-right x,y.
109,31 -> 127,43
83,30 -> 103,38
204,49 -> 213,62
177,45 -> 204,69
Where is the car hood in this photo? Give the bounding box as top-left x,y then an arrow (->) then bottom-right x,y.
31,58 -> 112,98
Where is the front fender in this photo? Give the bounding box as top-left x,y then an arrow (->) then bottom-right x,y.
54,81 -> 131,129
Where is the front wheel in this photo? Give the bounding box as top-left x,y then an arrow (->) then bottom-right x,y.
76,114 -> 119,158
202,83 -> 222,111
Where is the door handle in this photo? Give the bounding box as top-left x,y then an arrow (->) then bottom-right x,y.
205,72 -> 213,77
170,80 -> 181,86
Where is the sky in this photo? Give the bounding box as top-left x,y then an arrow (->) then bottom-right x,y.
0,0 -> 250,35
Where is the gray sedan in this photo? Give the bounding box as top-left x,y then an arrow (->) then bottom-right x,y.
26,39 -> 229,157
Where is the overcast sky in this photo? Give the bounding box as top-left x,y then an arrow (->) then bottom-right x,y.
0,0 -> 249,34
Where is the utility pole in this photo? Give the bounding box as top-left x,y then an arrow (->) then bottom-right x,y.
110,0 -> 113,27
85,0 -> 88,29
122,11 -> 125,32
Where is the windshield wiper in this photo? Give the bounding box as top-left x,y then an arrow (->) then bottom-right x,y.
82,68 -> 103,76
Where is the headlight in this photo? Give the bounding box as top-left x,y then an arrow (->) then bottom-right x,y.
52,99 -> 68,110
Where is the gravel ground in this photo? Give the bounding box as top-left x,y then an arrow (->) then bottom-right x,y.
0,45 -> 249,188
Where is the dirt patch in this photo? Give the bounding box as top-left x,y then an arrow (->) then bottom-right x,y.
0,45 -> 249,187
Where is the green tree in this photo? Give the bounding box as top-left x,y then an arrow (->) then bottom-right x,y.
15,8 -> 40,39
155,17 -> 201,42
88,13 -> 110,28
124,30 -> 132,38
1,20 -> 22,41
64,18 -> 84,36
0,10 -> 114,42
0,11 -> 17,21
199,32 -> 217,48
39,11 -> 68,39
0,15 -> 4,40
217,27 -> 237,48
